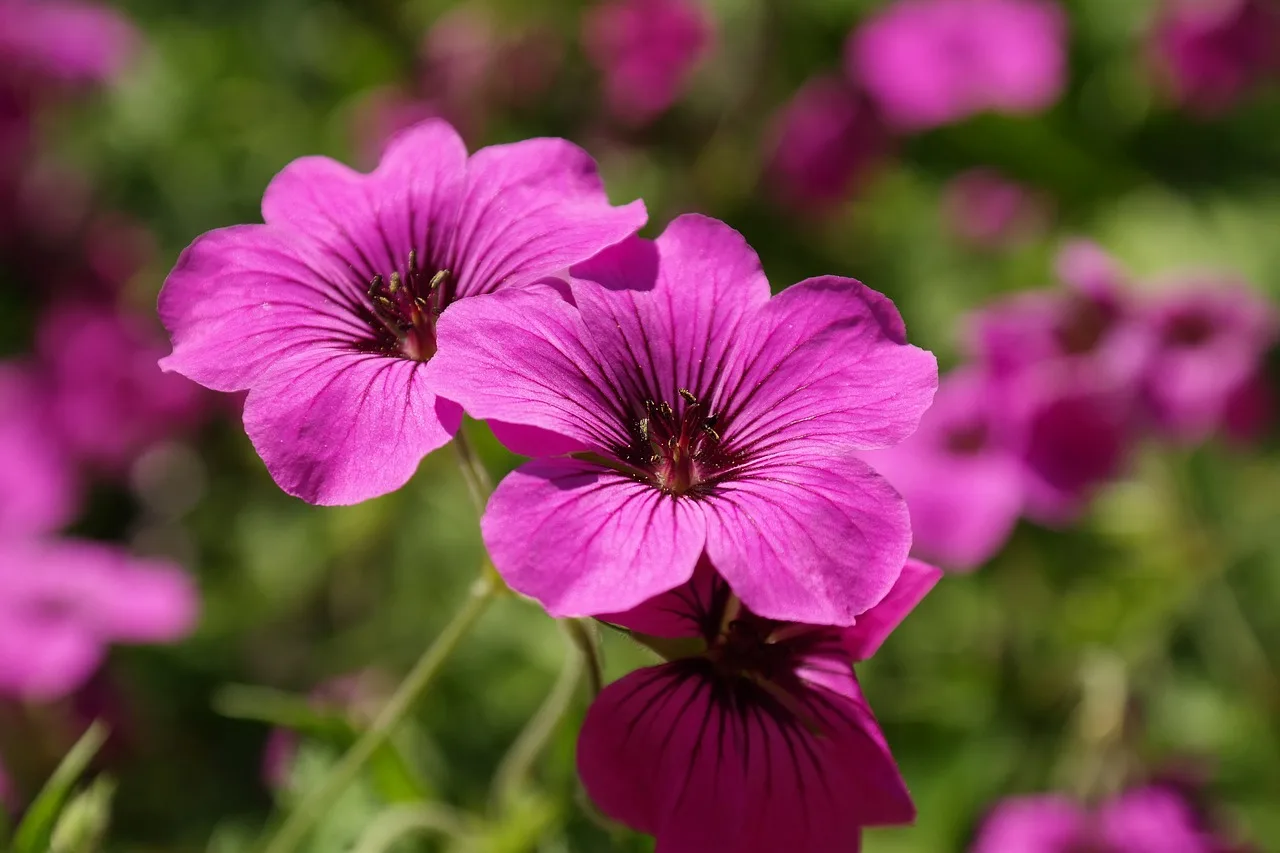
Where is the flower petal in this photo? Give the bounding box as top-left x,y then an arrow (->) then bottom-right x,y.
447,137 -> 647,297
569,215 -> 771,407
596,556 -> 723,640
840,558 -> 941,661
481,458 -> 707,616
426,288 -> 631,452
971,796 -> 1087,853
577,662 -> 912,853
722,276 -> 937,454
703,453 -> 912,626
242,349 -> 459,505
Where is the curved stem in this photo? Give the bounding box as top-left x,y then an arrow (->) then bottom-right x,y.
453,427 -> 493,518
564,619 -> 604,699
490,630 -> 584,811
351,803 -> 472,853
260,574 -> 499,853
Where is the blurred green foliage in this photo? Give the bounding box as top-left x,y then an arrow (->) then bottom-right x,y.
5,0 -> 1280,850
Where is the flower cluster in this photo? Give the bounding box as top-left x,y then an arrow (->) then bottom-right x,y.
1152,0 -> 1280,114
158,117 -> 942,847
860,242 -> 1278,570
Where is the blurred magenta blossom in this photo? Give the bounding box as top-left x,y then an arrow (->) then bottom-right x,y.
1152,0 -> 1280,113
764,74 -> 890,209
849,0 -> 1067,131
36,301 -> 208,473
0,538 -> 196,701
0,363 -> 78,538
0,0 -> 137,87
158,119 -> 644,505
578,557 -> 940,852
943,168 -> 1051,249
429,215 -> 937,625
583,0 -> 712,126
971,785 -> 1242,852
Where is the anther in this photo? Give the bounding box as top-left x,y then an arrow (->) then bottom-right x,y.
678,388 -> 698,405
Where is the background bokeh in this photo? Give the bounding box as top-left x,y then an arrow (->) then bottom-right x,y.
2,0 -> 1279,850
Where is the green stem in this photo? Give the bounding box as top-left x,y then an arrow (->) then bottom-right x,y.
453,427 -> 494,518
351,803 -> 472,853
564,619 -> 604,699
259,574 -> 499,853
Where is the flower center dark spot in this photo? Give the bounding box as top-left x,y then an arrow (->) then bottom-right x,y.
1162,311 -> 1215,349
711,616 -> 794,682
944,420 -> 989,455
623,389 -> 725,495
1055,295 -> 1116,356
364,250 -> 451,361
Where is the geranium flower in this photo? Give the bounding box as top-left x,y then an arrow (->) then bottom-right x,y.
0,362 -> 77,537
0,0 -> 137,86
576,556 -> 941,853
428,214 -> 937,623
0,538 -> 197,701
158,119 -> 645,504
1152,0 -> 1280,114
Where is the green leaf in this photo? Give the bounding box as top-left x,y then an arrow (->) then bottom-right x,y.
50,776 -> 115,853
11,721 -> 110,853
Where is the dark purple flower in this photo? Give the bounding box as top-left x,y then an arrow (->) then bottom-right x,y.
427,214 -> 937,624
1139,278 -> 1278,442
860,369 -> 1022,571
583,0 -> 713,126
972,787 -> 1232,853
578,557 -> 940,853
1152,0 -> 1280,113
0,362 -> 77,538
37,301 -> 208,473
848,0 -> 1067,131
764,74 -> 890,209
0,538 -> 197,701
943,168 -> 1050,250
158,119 -> 645,505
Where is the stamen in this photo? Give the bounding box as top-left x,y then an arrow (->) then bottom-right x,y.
362,254 -> 452,361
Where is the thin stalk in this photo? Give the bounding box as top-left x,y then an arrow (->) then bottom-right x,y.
564,619 -> 604,698
259,574 -> 499,853
351,803 -> 472,853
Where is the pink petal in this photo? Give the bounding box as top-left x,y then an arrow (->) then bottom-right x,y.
840,558 -> 941,661
243,349 -> 460,505
0,364 -> 78,537
724,276 -> 937,453
971,795 -> 1088,853
1098,786 -> 1209,853
596,555 -> 721,640
577,663 -> 912,853
0,620 -> 101,701
481,458 -> 707,617
703,453 -> 912,626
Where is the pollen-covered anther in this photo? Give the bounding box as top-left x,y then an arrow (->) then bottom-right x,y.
631,388 -> 723,494
366,251 -> 451,361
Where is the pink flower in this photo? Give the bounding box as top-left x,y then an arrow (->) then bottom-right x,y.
577,557 -> 940,853
0,362 -> 78,537
37,301 -> 207,472
158,119 -> 645,505
860,369 -> 1023,571
427,214 -> 937,624
848,0 -> 1067,131
1152,0 -> 1280,114
0,0 -> 138,86
764,74 -> 890,209
943,168 -> 1050,249
972,786 -> 1231,853
583,0 -> 713,126
1138,277 -> 1278,443
0,538 -> 197,701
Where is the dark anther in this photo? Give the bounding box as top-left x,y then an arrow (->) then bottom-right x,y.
364,253 -> 451,361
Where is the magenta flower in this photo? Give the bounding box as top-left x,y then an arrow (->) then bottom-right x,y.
943,168 -> 1050,250
0,0 -> 138,86
848,0 -> 1067,131
158,119 -> 645,505
764,74 -> 890,209
1139,279 -> 1278,443
972,787 -> 1232,853
0,538 -> 196,701
0,362 -> 77,537
1152,0 -> 1280,114
577,557 -> 940,853
37,301 -> 207,472
428,215 -> 937,624
583,0 -> 713,126
859,369 -> 1022,571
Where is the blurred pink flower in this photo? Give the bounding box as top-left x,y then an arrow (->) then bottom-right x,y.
578,557 -> 940,853
0,538 -> 196,701
0,0 -> 138,86
36,301 -> 207,473
0,363 -> 78,537
848,0 -> 1067,131
583,0 -> 713,126
1139,278 -> 1278,443
972,786 -> 1233,853
764,74 -> 890,209
943,168 -> 1050,249
860,369 -> 1023,571
1152,0 -> 1280,113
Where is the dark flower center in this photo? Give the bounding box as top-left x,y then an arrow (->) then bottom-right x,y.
364,251 -> 452,361
1162,311 -> 1216,349
1055,295 -> 1117,356
621,389 -> 727,496
944,419 -> 989,455
710,615 -> 797,683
